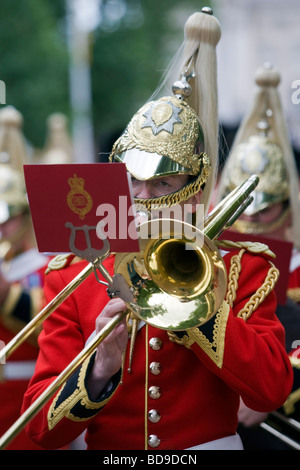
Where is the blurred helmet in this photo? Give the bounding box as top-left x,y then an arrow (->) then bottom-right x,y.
222,119 -> 289,215
0,163 -> 28,225
0,106 -> 29,173
218,64 -> 299,237
41,113 -> 73,164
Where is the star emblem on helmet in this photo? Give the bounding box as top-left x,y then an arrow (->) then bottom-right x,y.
141,100 -> 183,135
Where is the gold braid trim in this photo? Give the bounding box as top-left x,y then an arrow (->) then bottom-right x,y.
283,388 -> 300,416
48,355 -> 108,430
168,301 -> 230,368
237,263 -> 279,321
225,249 -> 245,308
216,245 -> 279,321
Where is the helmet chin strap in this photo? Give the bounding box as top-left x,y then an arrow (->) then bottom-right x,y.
133,167 -> 208,212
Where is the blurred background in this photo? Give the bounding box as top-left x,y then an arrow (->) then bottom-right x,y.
0,0 -> 299,169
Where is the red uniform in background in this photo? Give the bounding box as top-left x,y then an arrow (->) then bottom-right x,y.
0,249 -> 48,450
288,249 -> 300,305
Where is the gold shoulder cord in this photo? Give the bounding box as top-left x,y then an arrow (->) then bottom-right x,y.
225,248 -> 245,308
45,254 -> 74,274
237,263 -> 279,320
168,245 -> 279,368
221,243 -> 279,320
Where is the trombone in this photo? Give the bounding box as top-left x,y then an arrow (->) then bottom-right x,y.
0,175 -> 259,449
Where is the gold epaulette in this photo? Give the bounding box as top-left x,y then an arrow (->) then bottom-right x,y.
215,239 -> 276,259
45,254 -> 76,274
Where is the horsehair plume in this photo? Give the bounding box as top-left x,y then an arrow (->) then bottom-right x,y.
147,9 -> 222,214
181,10 -> 222,213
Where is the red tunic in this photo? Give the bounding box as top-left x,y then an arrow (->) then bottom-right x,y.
22,251 -> 293,450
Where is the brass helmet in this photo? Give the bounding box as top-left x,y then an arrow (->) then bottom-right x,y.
109,8 -> 221,211
218,64 -> 299,236
110,93 -> 210,210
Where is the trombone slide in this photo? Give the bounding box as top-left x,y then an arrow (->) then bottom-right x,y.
0,310 -> 128,450
0,262 -> 94,364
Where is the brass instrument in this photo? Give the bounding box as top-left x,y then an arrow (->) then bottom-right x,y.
0,175 -> 258,449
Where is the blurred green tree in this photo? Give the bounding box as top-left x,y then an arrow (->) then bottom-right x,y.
0,0 -> 69,149
91,0 -> 207,155
0,0 -> 210,155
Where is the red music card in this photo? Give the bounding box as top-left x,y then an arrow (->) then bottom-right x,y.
24,163 -> 140,258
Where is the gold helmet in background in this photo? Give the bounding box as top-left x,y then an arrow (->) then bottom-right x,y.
40,112 -> 73,164
218,64 -> 300,241
0,106 -> 29,173
0,160 -> 28,225
222,118 -> 290,232
0,106 -> 31,255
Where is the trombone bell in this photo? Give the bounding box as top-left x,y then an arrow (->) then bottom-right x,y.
114,219 -> 227,330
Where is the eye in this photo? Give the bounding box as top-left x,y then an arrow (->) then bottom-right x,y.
157,180 -> 170,187
130,176 -> 137,183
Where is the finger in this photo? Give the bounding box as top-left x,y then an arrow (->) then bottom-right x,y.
101,298 -> 127,319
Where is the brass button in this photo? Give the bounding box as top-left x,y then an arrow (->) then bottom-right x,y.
150,361 -> 161,375
148,434 -> 161,448
148,409 -> 161,423
149,337 -> 162,350
148,385 -> 161,399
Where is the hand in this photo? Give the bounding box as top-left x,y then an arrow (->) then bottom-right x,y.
238,398 -> 269,427
87,298 -> 128,400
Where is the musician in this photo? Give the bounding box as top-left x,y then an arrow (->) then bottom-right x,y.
217,64 -> 300,449
0,155 -> 49,448
22,10 -> 293,450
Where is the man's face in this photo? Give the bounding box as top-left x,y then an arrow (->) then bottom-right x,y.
235,201 -> 292,240
0,214 -> 24,241
239,202 -> 284,225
